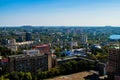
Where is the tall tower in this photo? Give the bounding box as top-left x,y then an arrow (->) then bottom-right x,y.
26,32 -> 32,41
80,34 -> 88,44
107,35 -> 120,80
18,35 -> 24,42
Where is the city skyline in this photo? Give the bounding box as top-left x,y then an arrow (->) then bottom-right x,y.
0,0 -> 120,26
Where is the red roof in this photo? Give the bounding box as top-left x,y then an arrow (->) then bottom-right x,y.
0,58 -> 8,63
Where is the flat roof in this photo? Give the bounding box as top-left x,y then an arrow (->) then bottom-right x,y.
34,44 -> 49,48
8,54 -> 44,58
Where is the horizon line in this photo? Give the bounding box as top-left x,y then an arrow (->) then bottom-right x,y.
0,25 -> 119,27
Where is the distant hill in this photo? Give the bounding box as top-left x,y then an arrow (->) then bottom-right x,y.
21,25 -> 33,28
105,26 -> 112,28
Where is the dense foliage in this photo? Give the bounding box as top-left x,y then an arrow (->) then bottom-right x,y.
0,46 -> 12,57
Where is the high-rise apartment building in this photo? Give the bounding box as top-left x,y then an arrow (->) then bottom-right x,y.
107,35 -> 120,80
80,34 -> 88,44
18,35 -> 24,42
26,32 -> 32,41
8,54 -> 52,73
107,48 -> 120,79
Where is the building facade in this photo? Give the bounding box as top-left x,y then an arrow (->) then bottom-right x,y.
80,34 -> 88,44
23,50 -> 39,55
8,54 -> 52,73
7,45 -> 18,51
107,48 -> 120,79
26,32 -> 32,41
18,35 -> 24,42
8,39 -> 16,45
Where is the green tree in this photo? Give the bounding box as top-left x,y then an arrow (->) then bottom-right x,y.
22,72 -> 32,80
18,72 -> 24,80
9,72 -> 19,80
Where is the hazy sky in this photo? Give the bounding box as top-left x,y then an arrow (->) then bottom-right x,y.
0,0 -> 120,26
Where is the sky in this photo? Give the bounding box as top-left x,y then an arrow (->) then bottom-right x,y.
0,0 -> 120,26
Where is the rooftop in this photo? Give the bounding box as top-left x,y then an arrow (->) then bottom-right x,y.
34,44 -> 49,48
0,58 -> 8,63
109,35 -> 120,40
8,53 -> 44,59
